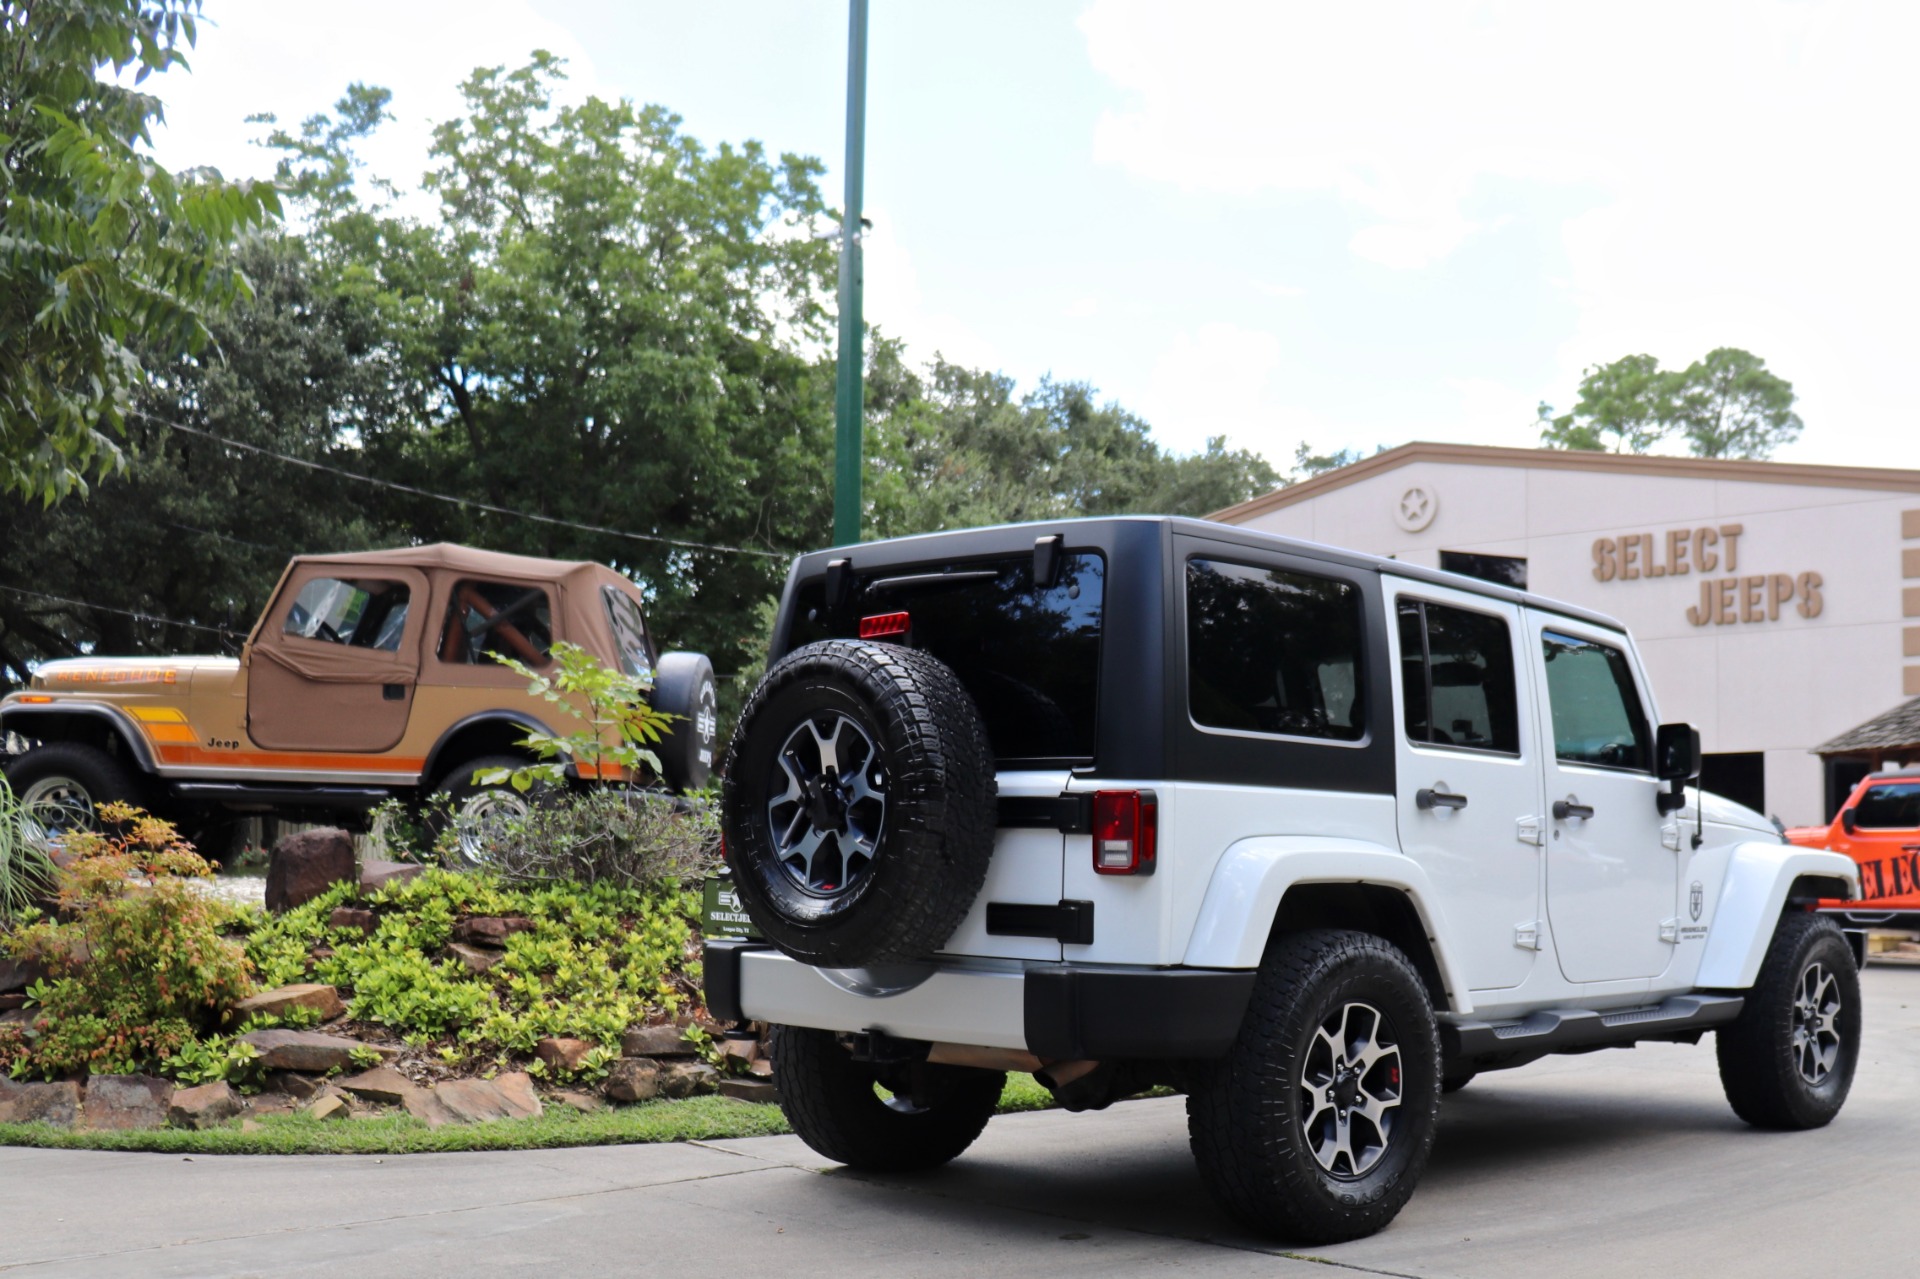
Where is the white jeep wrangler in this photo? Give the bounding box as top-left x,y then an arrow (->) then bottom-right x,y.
706,517 -> 1861,1243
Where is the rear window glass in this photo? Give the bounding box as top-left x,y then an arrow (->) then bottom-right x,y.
1855,783 -> 1920,829
788,552 -> 1105,763
602,586 -> 655,676
284,578 -> 410,651
439,580 -> 554,667
1186,559 -> 1365,741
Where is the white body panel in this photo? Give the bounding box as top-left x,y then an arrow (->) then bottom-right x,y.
1695,844 -> 1860,989
1383,578 -> 1544,992
938,770 -> 1067,962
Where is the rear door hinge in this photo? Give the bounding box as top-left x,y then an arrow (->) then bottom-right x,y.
1659,917 -> 1680,944
1662,821 -> 1684,852
1514,921 -> 1542,951
1515,816 -> 1544,847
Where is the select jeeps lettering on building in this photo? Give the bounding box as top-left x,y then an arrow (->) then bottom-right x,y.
705,516 -> 1862,1244
1,544 -> 718,859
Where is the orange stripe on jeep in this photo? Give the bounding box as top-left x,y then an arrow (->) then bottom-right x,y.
143,723 -> 199,744
155,745 -> 426,774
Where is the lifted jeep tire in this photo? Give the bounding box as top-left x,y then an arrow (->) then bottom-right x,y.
722,640 -> 995,967
1187,929 -> 1441,1244
769,1023 -> 1004,1172
4,741 -> 139,841
1716,911 -> 1860,1130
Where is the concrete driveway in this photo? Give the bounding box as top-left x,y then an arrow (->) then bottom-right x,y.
5,963 -> 1916,1278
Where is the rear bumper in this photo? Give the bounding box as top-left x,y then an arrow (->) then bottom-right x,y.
704,939 -> 1255,1060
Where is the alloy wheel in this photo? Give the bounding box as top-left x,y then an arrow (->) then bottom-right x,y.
766,712 -> 887,897
1300,1000 -> 1405,1178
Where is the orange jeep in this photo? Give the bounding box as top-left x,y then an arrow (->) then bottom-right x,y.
1785,769 -> 1920,931
0,544 -> 717,858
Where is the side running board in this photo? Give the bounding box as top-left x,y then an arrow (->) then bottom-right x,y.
1443,993 -> 1744,1064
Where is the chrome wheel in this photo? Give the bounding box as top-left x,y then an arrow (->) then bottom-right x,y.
765,711 -> 887,897
452,788 -> 529,865
18,774 -> 97,846
1300,1000 -> 1404,1179
1791,961 -> 1843,1086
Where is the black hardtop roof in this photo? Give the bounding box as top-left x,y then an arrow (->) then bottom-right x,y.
794,515 -> 1627,633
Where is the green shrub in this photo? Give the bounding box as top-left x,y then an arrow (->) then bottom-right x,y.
0,806 -> 252,1078
474,789 -> 719,888
0,775 -> 56,926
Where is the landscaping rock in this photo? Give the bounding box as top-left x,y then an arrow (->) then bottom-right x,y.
494,1072 -> 543,1119
0,1078 -> 80,1127
338,1066 -> 419,1106
264,827 -> 355,913
403,1088 -> 458,1129
447,942 -> 504,974
81,1075 -> 172,1131
554,1089 -> 606,1114
747,1058 -> 773,1078
0,993 -> 24,1012
169,1081 -> 243,1130
536,1037 -> 595,1073
359,858 -> 423,894
658,1061 -> 720,1100
452,916 -> 534,946
266,1071 -> 324,1100
247,1095 -> 296,1118
434,1074 -> 542,1123
718,1077 -> 779,1105
603,1058 -> 660,1103
306,1094 -> 351,1121
239,1029 -> 398,1073
0,1007 -> 33,1029
328,906 -> 377,934
232,983 -> 345,1023
0,956 -> 40,995
720,1032 -> 762,1066
621,1024 -> 696,1057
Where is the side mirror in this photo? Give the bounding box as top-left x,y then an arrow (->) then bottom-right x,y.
1841,808 -> 1857,834
1654,723 -> 1700,817
1655,723 -> 1702,782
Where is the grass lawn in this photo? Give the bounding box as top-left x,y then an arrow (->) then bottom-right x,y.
0,1073 -> 1061,1156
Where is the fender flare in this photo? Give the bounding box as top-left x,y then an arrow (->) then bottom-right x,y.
420,710 -> 552,787
1695,842 -> 1862,989
1180,835 -> 1473,1014
0,702 -> 157,773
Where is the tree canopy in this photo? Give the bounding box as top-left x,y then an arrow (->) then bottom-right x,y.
1539,348 -> 1802,459
0,0 -> 279,502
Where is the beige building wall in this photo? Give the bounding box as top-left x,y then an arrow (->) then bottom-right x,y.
1214,445 -> 1920,827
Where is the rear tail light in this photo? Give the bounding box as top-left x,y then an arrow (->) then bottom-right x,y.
859,611 -> 911,639
1092,789 -> 1156,876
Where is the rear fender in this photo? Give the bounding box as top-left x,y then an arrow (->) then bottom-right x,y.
1180,835 -> 1471,1014
1695,842 -> 1861,989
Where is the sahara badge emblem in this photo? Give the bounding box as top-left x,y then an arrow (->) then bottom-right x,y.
1689,880 -> 1704,922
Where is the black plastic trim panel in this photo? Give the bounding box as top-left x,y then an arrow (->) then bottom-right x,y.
1024,966 -> 1256,1059
1442,993 -> 1744,1066
986,900 -> 1094,945
996,794 -> 1092,833
0,702 -> 158,773
703,938 -> 768,1024
170,782 -> 392,810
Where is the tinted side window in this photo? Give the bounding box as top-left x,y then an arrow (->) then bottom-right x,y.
439,580 -> 554,667
1187,559 -> 1364,741
1398,599 -> 1519,753
1855,783 -> 1920,829
1541,631 -> 1650,771
284,578 -> 410,651
602,586 -> 655,676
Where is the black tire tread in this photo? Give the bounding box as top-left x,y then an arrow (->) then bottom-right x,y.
770,1023 -> 1003,1172
3,740 -> 139,817
1716,910 -> 1859,1130
723,640 -> 996,965
1187,928 -> 1441,1244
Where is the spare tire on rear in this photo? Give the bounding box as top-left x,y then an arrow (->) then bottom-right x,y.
651,651 -> 718,793
721,639 -> 996,967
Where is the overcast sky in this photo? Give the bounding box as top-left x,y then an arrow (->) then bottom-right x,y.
139,0 -> 1920,471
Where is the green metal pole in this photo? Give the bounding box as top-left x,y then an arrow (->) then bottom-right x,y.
832,0 -> 870,547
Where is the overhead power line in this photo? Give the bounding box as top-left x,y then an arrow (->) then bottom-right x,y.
138,411 -> 791,561
0,583 -> 247,641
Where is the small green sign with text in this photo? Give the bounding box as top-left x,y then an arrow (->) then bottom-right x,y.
702,876 -> 763,940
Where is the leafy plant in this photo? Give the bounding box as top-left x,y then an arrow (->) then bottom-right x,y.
477,641 -> 676,792
0,775 -> 56,925
163,1034 -> 263,1087
0,805 -> 252,1077
462,789 -> 719,890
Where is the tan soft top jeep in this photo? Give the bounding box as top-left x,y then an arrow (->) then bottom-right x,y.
0,543 -> 716,855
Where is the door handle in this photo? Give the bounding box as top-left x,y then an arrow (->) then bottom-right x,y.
1416,788 -> 1469,811
382,683 -> 407,702
1552,799 -> 1596,821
